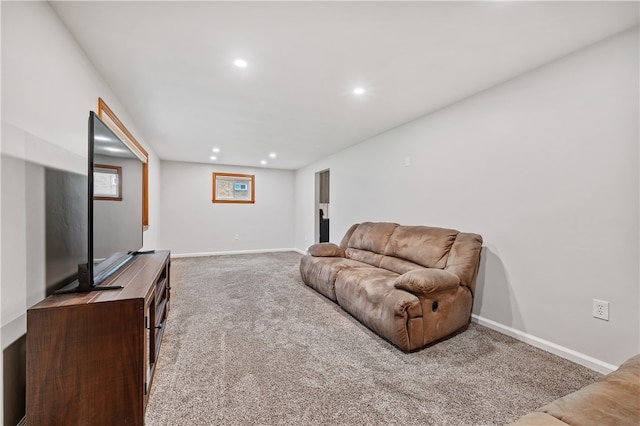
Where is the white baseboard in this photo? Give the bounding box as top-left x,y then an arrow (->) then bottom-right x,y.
171,248 -> 304,258
471,314 -> 617,374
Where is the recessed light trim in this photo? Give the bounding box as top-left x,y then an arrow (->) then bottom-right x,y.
269,153 -> 277,158
353,87 -> 365,95
260,160 -> 267,165
210,156 -> 217,160
212,148 -> 220,153
234,59 -> 248,68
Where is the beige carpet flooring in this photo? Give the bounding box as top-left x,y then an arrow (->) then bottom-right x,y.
144,251 -> 601,425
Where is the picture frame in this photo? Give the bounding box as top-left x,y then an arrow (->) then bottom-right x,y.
212,172 -> 255,204
94,164 -> 122,201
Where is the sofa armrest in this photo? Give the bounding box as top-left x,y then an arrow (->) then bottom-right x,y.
308,243 -> 345,258
394,269 -> 460,295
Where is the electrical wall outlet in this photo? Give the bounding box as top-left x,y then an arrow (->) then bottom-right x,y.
234,234 -> 239,240
593,299 -> 609,321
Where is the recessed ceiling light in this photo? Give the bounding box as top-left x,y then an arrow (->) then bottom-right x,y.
104,147 -> 127,153
269,153 -> 277,158
212,148 -> 220,153
260,160 -> 267,165
353,87 -> 365,95
234,59 -> 248,68
210,156 -> 217,160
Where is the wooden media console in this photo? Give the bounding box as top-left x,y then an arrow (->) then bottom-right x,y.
26,250 -> 171,425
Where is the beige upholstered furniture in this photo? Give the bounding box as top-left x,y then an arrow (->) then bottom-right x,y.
299,222 -> 483,352
510,354 -> 640,425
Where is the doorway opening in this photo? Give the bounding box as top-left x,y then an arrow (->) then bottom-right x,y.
315,169 -> 330,243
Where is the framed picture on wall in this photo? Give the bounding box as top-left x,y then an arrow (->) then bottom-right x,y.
212,172 -> 255,204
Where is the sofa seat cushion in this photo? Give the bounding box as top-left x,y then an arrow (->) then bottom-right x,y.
299,256 -> 375,302
335,267 -> 423,351
510,412 -> 568,425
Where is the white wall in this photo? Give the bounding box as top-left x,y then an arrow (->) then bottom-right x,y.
295,28 -> 639,371
160,161 -> 295,255
1,1 -> 162,421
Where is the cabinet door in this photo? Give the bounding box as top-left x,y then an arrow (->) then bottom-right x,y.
144,296 -> 154,397
27,300 -> 145,426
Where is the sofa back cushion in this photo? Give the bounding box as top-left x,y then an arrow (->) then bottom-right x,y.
384,226 -> 459,269
339,223 -> 360,251
345,222 -> 398,267
340,222 -> 482,294
343,223 -> 459,272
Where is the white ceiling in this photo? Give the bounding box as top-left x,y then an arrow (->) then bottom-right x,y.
51,1 -> 639,170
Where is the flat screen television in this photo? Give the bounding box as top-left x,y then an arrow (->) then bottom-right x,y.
56,111 -> 144,293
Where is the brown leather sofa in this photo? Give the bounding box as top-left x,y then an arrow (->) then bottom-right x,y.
299,222 -> 483,352
510,353 -> 640,425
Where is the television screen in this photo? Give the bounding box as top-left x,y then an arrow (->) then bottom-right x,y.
90,112 -> 143,284
53,112 -> 144,294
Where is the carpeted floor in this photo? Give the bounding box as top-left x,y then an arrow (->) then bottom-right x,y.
144,252 -> 601,425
